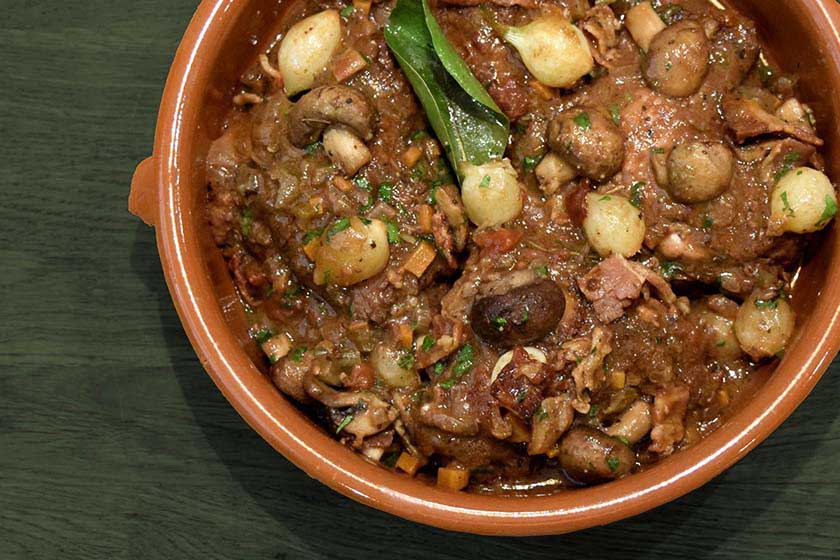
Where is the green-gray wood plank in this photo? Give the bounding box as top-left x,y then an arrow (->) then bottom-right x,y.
1,1 -> 839,558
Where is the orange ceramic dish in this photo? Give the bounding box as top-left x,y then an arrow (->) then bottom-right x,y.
130,0 -> 840,535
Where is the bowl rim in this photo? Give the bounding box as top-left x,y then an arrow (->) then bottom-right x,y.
144,0 -> 840,535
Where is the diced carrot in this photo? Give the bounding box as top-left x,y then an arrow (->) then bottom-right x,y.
333,48 -> 368,82
352,0 -> 372,15
303,238 -> 320,261
345,363 -> 375,390
402,242 -> 437,278
393,322 -> 414,349
531,80 -> 555,100
396,452 -> 422,476
308,195 -> 324,216
417,204 -> 434,234
331,175 -> 354,192
610,370 -> 626,390
401,145 -> 423,168
436,467 -> 470,491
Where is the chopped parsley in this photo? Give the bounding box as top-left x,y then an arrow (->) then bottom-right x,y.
650,147 -> 666,155
817,195 -> 837,226
410,129 -> 428,141
452,344 -> 474,376
754,298 -> 778,309
523,155 -> 542,174
253,329 -> 273,344
433,362 -> 445,376
780,191 -> 796,217
303,229 -> 322,244
304,141 -> 321,155
573,111 -> 592,130
336,414 -> 354,434
397,351 -> 415,370
240,208 -> 253,238
588,404 -> 600,418
774,152 -> 801,182
702,215 -> 714,229
630,181 -> 645,209
660,260 -> 682,279
657,3 -> 684,24
289,346 -> 308,362
377,182 -> 393,202
534,265 -> 550,278
716,340 -> 727,347
535,406 -> 549,421
492,316 -> 508,331
616,436 -> 631,447
385,221 -> 401,244
339,4 -> 354,16
478,175 -> 491,189
599,195 -> 611,201
354,177 -> 372,191
609,104 -> 621,126
421,335 -> 436,352
326,217 -> 351,240
606,455 -> 621,472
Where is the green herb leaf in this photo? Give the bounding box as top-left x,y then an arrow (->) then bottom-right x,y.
304,141 -> 321,155
535,406 -> 549,421
398,351 -> 415,370
253,329 -> 273,344
452,344 -> 474,375
606,455 -> 620,472
289,347 -> 308,362
478,175 -> 491,189
609,104 -> 621,126
702,215 -> 714,229
303,229 -> 322,244
523,155 -> 541,174
240,208 -> 253,238
817,195 -> 837,226
382,451 -> 400,467
573,112 -> 592,130
421,335 -> 436,352
754,298 -> 778,309
384,0 -> 509,180
492,316 -> 507,331
534,265 -> 549,278
660,260 -> 682,279
340,4 -> 354,17
629,181 -> 645,209
354,177 -> 373,191
774,152 -> 801,183
385,221 -> 401,244
336,415 -> 354,434
377,182 -> 393,202
326,217 -> 351,240
433,362 -> 445,376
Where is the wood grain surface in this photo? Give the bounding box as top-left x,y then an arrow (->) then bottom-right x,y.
1,1 -> 839,558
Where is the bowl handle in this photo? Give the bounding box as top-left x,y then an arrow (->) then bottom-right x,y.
129,156 -> 158,227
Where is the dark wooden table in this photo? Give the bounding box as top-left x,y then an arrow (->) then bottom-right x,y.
2,1 -> 839,558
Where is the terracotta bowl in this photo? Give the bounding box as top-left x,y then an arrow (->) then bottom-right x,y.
129,0 -> 840,535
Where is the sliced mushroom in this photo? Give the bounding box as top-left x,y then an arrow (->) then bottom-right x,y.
528,395 -> 574,455
604,400 -> 652,443
288,85 -> 377,175
303,375 -> 398,445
